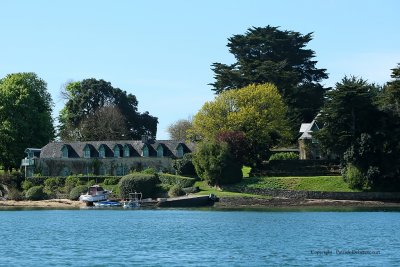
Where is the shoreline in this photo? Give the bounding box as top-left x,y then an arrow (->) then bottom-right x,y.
1,197 -> 400,209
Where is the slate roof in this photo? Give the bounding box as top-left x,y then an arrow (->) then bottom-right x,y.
40,140 -> 195,159
298,120 -> 319,140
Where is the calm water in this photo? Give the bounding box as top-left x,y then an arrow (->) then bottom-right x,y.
0,208 -> 399,266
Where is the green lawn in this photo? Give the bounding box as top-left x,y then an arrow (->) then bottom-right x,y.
228,175 -> 359,192
193,180 -> 271,198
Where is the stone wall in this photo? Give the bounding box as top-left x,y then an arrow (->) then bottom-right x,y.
253,160 -> 340,176
242,188 -> 400,201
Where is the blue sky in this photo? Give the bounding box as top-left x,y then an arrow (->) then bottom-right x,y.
1,0 -> 399,139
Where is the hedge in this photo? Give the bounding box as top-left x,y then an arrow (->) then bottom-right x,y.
69,185 -> 89,200
158,173 -> 196,188
27,175 -> 121,186
118,173 -> 159,199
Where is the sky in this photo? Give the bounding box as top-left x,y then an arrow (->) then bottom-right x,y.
1,0 -> 399,140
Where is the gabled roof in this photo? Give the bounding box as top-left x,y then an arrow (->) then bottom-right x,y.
40,140 -> 195,158
298,120 -> 319,140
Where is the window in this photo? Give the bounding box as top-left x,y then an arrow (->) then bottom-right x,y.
114,146 -> 120,158
61,146 -> 68,158
116,165 -> 123,176
83,147 -> 91,158
99,146 -> 105,158
142,146 -> 149,157
176,145 -> 184,158
99,166 -> 106,175
124,146 -> 130,157
157,146 -> 163,158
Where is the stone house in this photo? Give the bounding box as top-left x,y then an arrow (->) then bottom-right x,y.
298,120 -> 322,160
21,139 -> 194,177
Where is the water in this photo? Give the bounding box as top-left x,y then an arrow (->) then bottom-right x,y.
0,208 -> 399,266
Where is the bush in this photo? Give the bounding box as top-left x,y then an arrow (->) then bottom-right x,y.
69,185 -> 89,200
343,164 -> 367,190
0,171 -> 24,189
22,180 -> 34,191
118,173 -> 159,199
168,185 -> 185,197
64,176 -> 81,193
104,177 -> 120,185
141,168 -> 157,175
269,152 -> 299,161
173,153 -> 196,176
44,177 -> 64,197
26,176 -> 48,186
25,186 -> 47,200
7,188 -> 24,201
158,173 -> 196,188
193,141 -> 243,186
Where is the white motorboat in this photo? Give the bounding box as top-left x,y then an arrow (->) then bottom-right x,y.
122,192 -> 142,208
79,185 -> 111,203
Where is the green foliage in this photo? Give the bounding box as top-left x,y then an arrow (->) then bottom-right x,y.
104,177 -> 120,185
210,26 -> 328,131
26,176 -> 48,186
59,78 -> 158,141
173,153 -> 196,176
22,180 -> 34,191
192,83 -> 291,165
343,164 -> 367,190
0,171 -> 24,189
25,186 -> 47,201
316,76 -> 381,157
69,185 -> 89,200
0,73 -> 54,170
269,152 -> 299,161
158,173 -> 196,188
118,173 -> 159,199
64,176 -> 81,193
192,141 -> 243,186
44,177 -> 64,197
167,119 -> 193,141
6,188 -> 24,201
141,168 -> 157,175
168,185 -> 185,197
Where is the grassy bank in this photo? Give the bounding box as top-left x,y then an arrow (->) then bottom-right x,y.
193,181 -> 271,198
226,175 -> 359,192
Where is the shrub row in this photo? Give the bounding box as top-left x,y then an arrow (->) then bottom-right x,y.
26,175 -> 121,186
118,173 -> 159,199
158,173 -> 196,188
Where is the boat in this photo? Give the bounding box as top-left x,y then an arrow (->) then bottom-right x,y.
122,192 -> 142,208
79,185 -> 111,204
93,201 -> 122,207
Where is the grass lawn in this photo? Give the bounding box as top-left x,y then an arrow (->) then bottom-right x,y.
228,175 -> 359,192
193,180 -> 271,198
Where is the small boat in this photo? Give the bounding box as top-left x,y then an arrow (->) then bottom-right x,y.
79,185 -> 111,204
123,192 -> 142,208
94,201 -> 122,207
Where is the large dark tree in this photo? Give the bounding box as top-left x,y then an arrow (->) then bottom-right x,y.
59,78 -> 158,141
316,76 -> 380,158
210,26 -> 328,131
0,73 -> 54,171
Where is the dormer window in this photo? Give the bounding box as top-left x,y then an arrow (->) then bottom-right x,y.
114,145 -> 121,158
123,145 -> 130,157
61,146 -> 69,158
157,145 -> 164,158
99,145 -> 106,158
176,144 -> 184,158
142,145 -> 149,157
83,145 -> 91,159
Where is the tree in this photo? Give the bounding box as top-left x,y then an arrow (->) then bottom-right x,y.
379,63 -> 400,117
77,106 -> 129,141
0,73 -> 54,171
315,76 -> 381,157
192,141 -> 242,186
210,26 -> 328,132
167,118 -> 192,141
192,83 -> 290,165
215,131 -> 250,165
59,78 -> 158,140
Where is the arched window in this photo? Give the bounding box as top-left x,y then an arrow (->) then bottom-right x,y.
123,145 -> 130,157
142,145 -> 149,157
99,145 -> 106,158
157,145 -> 163,158
83,145 -> 91,159
176,145 -> 184,158
61,146 -> 69,158
114,145 -> 120,158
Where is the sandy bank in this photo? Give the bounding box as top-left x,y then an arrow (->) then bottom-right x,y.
0,199 -> 82,208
